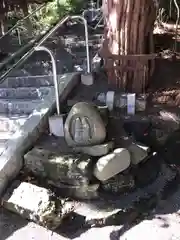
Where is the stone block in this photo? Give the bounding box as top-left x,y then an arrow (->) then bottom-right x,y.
101,173 -> 135,194
48,181 -> 99,200
128,143 -> 150,165
81,73 -> 93,86
93,148 -> 131,181
2,181 -> 75,229
24,147 -> 94,186
73,142 -> 114,156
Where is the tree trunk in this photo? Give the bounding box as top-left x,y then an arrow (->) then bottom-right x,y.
102,0 -> 156,93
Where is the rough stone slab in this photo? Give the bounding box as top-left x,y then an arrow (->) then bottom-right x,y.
47,181 -> 99,200
24,147 -> 94,186
0,208 -> 69,240
73,226 -> 121,240
128,143 -> 149,165
100,173 -> 135,194
74,164 -> 176,223
120,183 -> 180,240
0,73 -> 80,197
73,142 -> 114,156
2,181 -> 75,229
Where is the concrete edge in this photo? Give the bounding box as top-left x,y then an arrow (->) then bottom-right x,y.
0,72 -> 81,196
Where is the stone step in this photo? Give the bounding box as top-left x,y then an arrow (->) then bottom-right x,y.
0,75 -> 54,88
0,131 -> 13,140
0,99 -> 42,114
64,38 -> 102,48
0,131 -> 13,154
0,114 -> 29,132
0,87 -> 52,99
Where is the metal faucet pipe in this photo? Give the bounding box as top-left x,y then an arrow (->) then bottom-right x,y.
35,46 -> 60,115
70,15 -> 91,73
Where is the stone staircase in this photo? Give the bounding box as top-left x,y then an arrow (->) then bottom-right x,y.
0,73 -> 79,197
63,33 -> 103,72
0,75 -> 55,156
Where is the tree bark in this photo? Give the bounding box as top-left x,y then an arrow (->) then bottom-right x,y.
102,0 -> 156,93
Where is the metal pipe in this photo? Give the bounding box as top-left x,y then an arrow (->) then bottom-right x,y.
70,15 -> 90,73
97,0 -> 101,9
0,3 -> 46,42
35,46 -> 60,115
16,28 -> 22,45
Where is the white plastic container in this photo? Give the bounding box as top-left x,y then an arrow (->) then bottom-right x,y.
106,91 -> 115,111
127,93 -> 136,115
48,115 -> 64,137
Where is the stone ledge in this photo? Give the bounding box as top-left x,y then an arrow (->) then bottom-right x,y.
0,73 -> 81,196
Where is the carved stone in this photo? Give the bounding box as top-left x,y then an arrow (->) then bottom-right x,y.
64,102 -> 106,147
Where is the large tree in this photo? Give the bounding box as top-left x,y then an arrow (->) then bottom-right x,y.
101,0 -> 157,93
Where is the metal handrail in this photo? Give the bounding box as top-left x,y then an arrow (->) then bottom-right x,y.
0,3 -> 46,42
0,15 -> 90,83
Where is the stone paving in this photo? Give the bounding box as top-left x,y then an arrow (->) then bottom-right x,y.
1,183 -> 180,240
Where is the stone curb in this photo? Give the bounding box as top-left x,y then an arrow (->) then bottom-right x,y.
0,73 -> 81,196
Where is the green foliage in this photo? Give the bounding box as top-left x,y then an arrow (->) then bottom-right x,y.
66,0 -> 85,14
36,0 -> 84,29
5,0 -> 85,37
